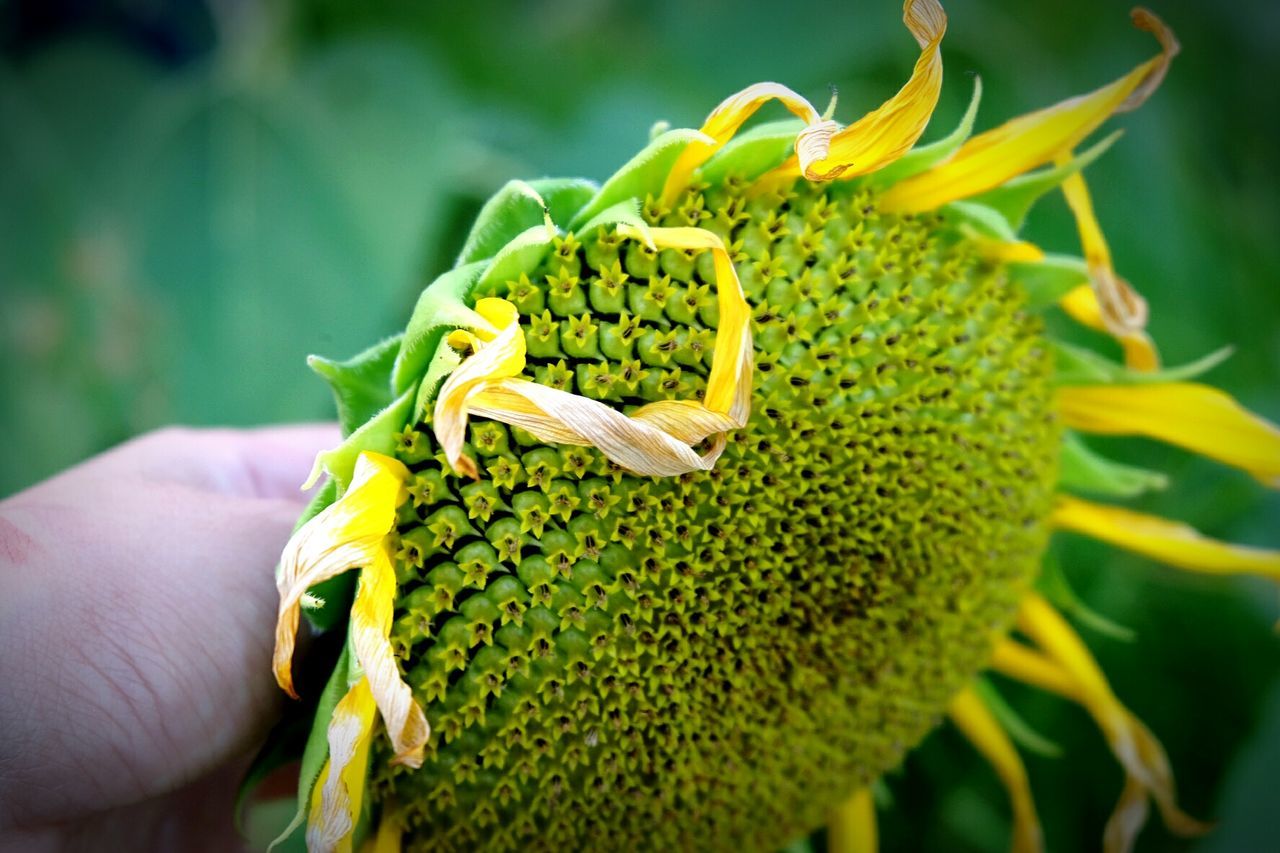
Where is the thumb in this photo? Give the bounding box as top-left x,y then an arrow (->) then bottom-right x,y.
98,423 -> 342,502
0,424 -> 337,828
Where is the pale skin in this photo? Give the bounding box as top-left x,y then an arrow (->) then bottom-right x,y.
0,425 -> 339,852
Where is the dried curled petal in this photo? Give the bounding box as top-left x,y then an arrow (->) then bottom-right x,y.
1001,596 -> 1212,853
1058,284 -> 1159,371
433,226 -> 752,479
881,7 -> 1177,213
661,82 -> 823,205
350,545 -> 430,767
774,0 -> 948,183
274,449 -> 427,775
1056,164 -> 1156,367
306,677 -> 377,853
274,452 -> 409,698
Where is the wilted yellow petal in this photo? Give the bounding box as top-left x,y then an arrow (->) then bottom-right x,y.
1052,495 -> 1280,579
630,397 -> 740,444
992,641 -> 1156,853
618,224 -> 753,423
307,677 -> 378,853
1057,169 -> 1141,328
274,452 -> 409,699
433,226 -> 753,480
1124,329 -> 1163,374
827,786 -> 877,853
470,378 -> 732,477
990,638 -> 1082,701
1058,283 -> 1098,325
1058,285 -> 1159,371
1058,382 -> 1280,486
768,0 -> 947,184
973,238 -> 1045,265
351,545 -> 429,768
1013,595 -> 1211,849
434,303 -> 530,479
661,82 -> 823,205
949,686 -> 1043,853
881,8 -> 1177,213
445,296 -> 524,352
1057,165 -> 1158,369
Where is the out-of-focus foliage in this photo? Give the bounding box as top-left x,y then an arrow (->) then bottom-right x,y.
1,1 -> 1276,850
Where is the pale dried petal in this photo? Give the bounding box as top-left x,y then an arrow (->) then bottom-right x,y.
1103,776 -> 1151,853
1056,165 -> 1154,366
630,398 -> 740,444
306,678 -> 377,853
1058,284 -> 1159,371
351,545 -> 429,768
474,378 -> 729,477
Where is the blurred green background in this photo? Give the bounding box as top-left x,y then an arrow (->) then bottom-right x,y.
2,0 -> 1276,850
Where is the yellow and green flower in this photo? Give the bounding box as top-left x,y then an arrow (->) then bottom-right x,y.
253,2 -> 1280,850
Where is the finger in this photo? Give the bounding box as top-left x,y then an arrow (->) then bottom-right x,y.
17,424 -> 343,505
196,423 -> 342,501
126,424 -> 342,502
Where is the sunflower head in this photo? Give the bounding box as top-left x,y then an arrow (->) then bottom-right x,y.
375,179 -> 1060,851
258,3 -> 1280,852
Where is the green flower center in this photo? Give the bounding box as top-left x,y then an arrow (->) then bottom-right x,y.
378,180 -> 1058,850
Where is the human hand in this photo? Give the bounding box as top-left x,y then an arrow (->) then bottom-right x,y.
0,425 -> 338,852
